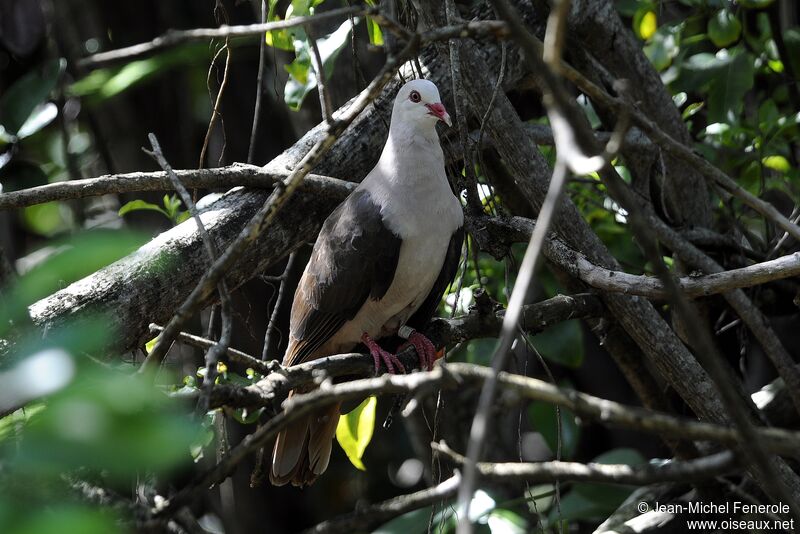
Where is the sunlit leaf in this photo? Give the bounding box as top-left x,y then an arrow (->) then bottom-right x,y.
633,8 -> 657,40
335,395 -> 376,470
16,103 -> 58,139
762,155 -> 790,173
366,17 -> 384,46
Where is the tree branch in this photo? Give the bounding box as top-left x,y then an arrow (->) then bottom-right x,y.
434,441 -> 738,485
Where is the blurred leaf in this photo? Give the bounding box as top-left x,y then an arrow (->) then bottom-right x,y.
682,101 -> 704,119
335,395 -> 376,471
0,160 -> 48,193
708,9 -> 741,47
70,45 -> 210,103
571,448 -> 644,511
487,509 -> 527,533
16,103 -> 58,140
547,489 -> 609,523
8,505 -> 120,534
376,504 -> 455,534
12,364 -> 197,480
762,155 -> 790,173
528,320 -> 584,369
707,50 -> 754,123
528,402 -> 580,459
644,25 -> 681,72
633,8 -> 657,40
0,230 -> 147,329
0,58 -> 65,135
21,202 -> 71,237
0,405 -> 45,442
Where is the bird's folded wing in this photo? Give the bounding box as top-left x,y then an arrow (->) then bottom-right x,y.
284,189 -> 402,366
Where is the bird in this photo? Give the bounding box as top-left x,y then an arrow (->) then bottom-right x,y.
270,79 -> 465,487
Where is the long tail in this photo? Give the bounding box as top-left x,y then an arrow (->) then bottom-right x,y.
270,401 -> 341,487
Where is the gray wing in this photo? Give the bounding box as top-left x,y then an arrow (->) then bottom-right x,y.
284,189 -> 402,366
406,226 -> 464,331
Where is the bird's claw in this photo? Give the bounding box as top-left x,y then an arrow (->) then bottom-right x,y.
400,331 -> 438,371
362,333 -> 406,375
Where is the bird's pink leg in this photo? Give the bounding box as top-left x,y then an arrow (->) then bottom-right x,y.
398,327 -> 437,371
361,333 -> 406,375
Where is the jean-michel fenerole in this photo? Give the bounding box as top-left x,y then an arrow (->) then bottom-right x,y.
652,501 -> 790,515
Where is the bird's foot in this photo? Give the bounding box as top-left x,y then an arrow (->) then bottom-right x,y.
361,333 -> 406,375
398,327 -> 437,371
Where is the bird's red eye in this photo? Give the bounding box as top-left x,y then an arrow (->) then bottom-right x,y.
409,90 -> 421,103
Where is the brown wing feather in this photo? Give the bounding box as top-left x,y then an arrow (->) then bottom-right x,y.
283,189 -> 402,366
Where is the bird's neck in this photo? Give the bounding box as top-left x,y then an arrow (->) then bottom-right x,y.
375,121 -> 445,187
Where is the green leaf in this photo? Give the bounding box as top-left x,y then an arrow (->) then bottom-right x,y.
10,505 -> 119,534
633,8 -> 657,40
643,25 -> 680,71
0,58 -> 65,136
335,395 -> 376,470
0,160 -> 48,193
16,102 -> 58,139
571,448 -> 645,510
21,202 -> 73,237
528,402 -> 580,458
528,320 -> 585,369
708,9 -> 741,48
487,509 -> 527,533
70,44 -> 210,102
707,50 -> 755,123
366,16 -> 384,46
682,101 -> 704,120
284,19 -> 353,110
762,155 -> 790,173
0,230 -> 147,329
118,199 -> 171,219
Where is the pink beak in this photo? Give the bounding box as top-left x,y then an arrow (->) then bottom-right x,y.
426,103 -> 452,127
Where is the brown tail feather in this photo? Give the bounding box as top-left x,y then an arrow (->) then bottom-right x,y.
270,402 -> 342,487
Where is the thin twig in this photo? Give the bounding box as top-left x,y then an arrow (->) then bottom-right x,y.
262,252 -> 298,360
307,26 -> 333,125
143,134 -> 233,411
247,0 -> 268,165
199,3 -> 233,169
77,6 -> 365,69
445,0 -> 482,214
148,324 -> 277,376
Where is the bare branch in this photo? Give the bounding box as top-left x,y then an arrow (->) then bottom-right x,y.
434,442 -> 738,485
0,164 -> 283,210
76,6 -> 365,69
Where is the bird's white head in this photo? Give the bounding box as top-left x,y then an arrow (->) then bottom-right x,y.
391,79 -> 452,129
